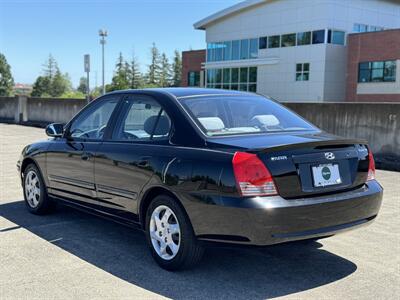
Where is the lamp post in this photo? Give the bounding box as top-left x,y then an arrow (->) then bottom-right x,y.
99,29 -> 108,95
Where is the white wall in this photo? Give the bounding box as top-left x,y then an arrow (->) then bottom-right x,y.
203,0 -> 400,102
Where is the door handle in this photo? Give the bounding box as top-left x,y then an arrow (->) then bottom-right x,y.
81,152 -> 92,161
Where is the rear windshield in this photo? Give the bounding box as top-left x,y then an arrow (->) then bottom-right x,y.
180,95 -> 317,136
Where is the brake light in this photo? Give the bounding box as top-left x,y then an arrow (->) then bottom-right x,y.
232,152 -> 278,197
367,149 -> 376,181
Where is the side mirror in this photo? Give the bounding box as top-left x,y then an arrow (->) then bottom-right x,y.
45,123 -> 64,137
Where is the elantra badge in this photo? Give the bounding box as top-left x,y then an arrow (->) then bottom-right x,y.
325,152 -> 335,160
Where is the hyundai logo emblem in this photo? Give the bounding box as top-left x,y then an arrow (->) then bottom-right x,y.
325,152 -> 335,160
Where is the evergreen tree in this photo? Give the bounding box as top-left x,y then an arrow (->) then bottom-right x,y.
159,52 -> 172,87
108,52 -> 130,91
147,43 -> 161,86
171,50 -> 182,87
31,54 -> 72,97
31,76 -> 51,97
77,77 -> 87,94
0,53 -> 15,96
129,53 -> 143,89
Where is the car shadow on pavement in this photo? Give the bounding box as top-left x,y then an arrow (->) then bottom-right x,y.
1,201 -> 357,299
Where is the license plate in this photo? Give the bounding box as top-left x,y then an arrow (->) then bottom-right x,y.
312,164 -> 342,187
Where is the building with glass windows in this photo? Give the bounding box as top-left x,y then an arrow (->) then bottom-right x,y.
194,0 -> 400,102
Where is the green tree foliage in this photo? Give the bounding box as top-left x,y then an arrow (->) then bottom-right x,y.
129,53 -> 143,89
0,53 -> 15,96
171,50 -> 182,87
77,77 -> 87,94
147,43 -> 161,85
159,53 -> 172,87
31,54 -> 72,97
107,52 -> 131,92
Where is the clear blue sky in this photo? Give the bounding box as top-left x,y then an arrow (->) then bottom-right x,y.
0,0 -> 239,87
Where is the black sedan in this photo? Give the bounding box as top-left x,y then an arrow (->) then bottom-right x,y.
17,88 -> 383,270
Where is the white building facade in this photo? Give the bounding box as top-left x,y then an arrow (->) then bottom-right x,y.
194,0 -> 400,102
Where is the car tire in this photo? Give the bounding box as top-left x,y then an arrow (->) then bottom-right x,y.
145,194 -> 204,271
23,164 -> 53,215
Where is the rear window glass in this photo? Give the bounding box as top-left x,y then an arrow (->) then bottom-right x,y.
180,95 -> 317,136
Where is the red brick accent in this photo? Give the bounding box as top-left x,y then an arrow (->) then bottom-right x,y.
181,49 -> 206,87
346,29 -> 400,102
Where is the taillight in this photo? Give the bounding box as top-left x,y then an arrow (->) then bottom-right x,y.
232,151 -> 278,197
367,149 -> 376,181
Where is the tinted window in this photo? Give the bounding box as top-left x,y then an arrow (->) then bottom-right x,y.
281,33 -> 296,47
312,30 -> 325,44
181,96 -> 316,136
297,32 -> 311,45
232,40 -> 240,60
69,96 -> 118,140
249,38 -> 258,58
113,95 -> 170,141
259,37 -> 267,49
268,35 -> 280,48
240,39 -> 249,59
223,41 -> 231,61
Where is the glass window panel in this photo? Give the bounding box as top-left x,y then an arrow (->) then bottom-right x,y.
223,68 -> 231,84
332,31 -> 345,45
215,84 -> 222,89
248,84 -> 257,93
209,43 -> 215,62
353,24 -> 360,32
230,84 -> 239,90
371,68 -> 384,82
249,67 -> 257,82
223,84 -> 230,90
240,39 -> 249,59
250,38 -> 258,58
297,32 -> 311,45
303,63 -> 310,72
360,24 -> 368,32
239,84 -> 248,91
358,69 -> 371,82
372,61 -> 384,69
223,41 -> 232,61
312,30 -> 325,44
296,64 -> 302,72
231,68 -> 239,83
268,35 -> 280,48
240,67 -> 248,83
384,61 -> 396,82
207,44 -> 212,62
206,69 -> 212,84
281,33 -> 296,47
215,69 -> 222,83
359,62 -> 370,70
296,73 -> 303,81
232,40 -> 240,60
259,37 -> 267,49
303,72 -> 309,81
215,43 -> 223,61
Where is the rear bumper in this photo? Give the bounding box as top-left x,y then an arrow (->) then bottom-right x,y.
189,180 -> 383,246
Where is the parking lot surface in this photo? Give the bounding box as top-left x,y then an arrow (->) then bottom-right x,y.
0,123 -> 399,299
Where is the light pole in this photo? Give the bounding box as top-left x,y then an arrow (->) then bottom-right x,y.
99,29 -> 108,95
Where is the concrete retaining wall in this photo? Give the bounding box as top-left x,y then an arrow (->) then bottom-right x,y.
0,96 -> 399,170
284,102 -> 400,171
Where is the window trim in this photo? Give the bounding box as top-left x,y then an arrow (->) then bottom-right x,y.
358,60 -> 397,83
109,94 -> 172,144
64,94 -> 122,142
296,63 -> 310,81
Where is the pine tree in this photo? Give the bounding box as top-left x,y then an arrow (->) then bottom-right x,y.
129,53 -> 143,89
147,43 -> 161,86
0,53 -> 15,96
171,50 -> 182,87
159,52 -> 172,87
108,52 -> 130,91
31,54 -> 72,97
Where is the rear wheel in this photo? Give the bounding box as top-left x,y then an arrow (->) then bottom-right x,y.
23,164 -> 53,214
145,195 -> 204,271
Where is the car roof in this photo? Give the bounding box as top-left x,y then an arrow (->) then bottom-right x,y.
107,87 -> 257,100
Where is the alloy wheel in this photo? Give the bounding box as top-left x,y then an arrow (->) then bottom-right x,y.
149,205 -> 181,260
25,170 -> 41,208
